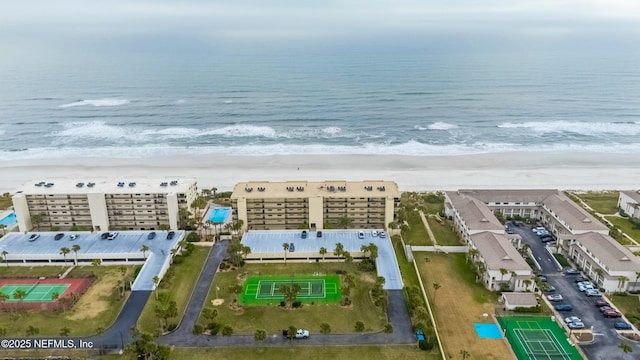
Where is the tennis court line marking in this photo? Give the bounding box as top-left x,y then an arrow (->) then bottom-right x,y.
512,328 -> 571,360
255,279 -> 327,299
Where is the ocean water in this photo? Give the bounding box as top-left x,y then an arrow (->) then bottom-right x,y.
1,44 -> 639,160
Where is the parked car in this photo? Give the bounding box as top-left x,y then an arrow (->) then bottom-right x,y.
565,268 -> 580,275
568,321 -> 585,329
585,289 -> 602,297
167,231 -> 175,240
574,276 -> 587,283
599,306 -> 613,313
614,321 -> 633,330
107,232 -> 118,240
547,294 -> 563,301
282,329 -> 309,339
371,230 -> 378,237
541,237 -> 555,243
564,316 -> 582,324
543,285 -> 556,293
147,232 -> 156,240
358,231 -> 365,239
578,283 -> 594,292
54,233 -> 64,240
301,230 -> 307,239
316,231 -> 322,238
101,232 -> 109,239
289,243 -> 295,252
594,299 -> 609,307
603,309 -> 622,318
537,275 -> 548,282
554,304 -> 573,311
379,231 -> 386,238
69,234 -> 78,240
28,233 -> 40,242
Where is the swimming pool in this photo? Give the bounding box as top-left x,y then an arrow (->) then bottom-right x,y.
0,212 -> 17,226
208,207 -> 231,223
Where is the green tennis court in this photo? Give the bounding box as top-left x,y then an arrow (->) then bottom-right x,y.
498,316 -> 583,360
240,274 -> 341,306
1,283 -> 70,302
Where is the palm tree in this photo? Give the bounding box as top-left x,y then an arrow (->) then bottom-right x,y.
367,243 -> 378,262
523,279 -> 532,292
91,258 -> 102,267
0,224 -> 6,236
432,282 -> 441,303
51,292 -> 60,301
319,247 -> 327,262
635,271 -> 640,291
337,215 -> 353,229
618,276 -> 629,291
282,243 -> 289,264
519,243 -> 531,256
618,342 -> 632,355
241,246 -> 251,260
13,289 -> 27,308
460,350 -> 471,359
71,244 -> 81,265
152,276 -> 160,299
30,214 -> 42,230
1,250 -> 8,267
467,248 -> 479,263
499,268 -> 509,287
0,293 -> 9,304
60,247 -> 70,266
594,268 -> 604,284
140,245 -> 149,259
334,242 -> 344,259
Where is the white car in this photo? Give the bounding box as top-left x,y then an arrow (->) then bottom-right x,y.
578,283 -> 594,292
378,231 -> 386,238
564,316 -> 582,324
568,321 -> 585,329
107,232 -> 119,240
70,234 -> 78,240
371,230 -> 378,237
547,294 -> 563,301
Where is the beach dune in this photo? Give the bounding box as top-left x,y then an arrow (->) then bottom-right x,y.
1,152 -> 638,193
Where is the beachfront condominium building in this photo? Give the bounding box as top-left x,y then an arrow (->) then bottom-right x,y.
230,180 -> 400,231
618,191 -> 640,219
445,189 -> 640,292
12,178 -> 197,232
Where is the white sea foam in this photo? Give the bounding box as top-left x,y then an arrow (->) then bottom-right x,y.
4,141 -> 640,161
498,121 -> 640,136
427,122 -> 459,130
49,121 -> 147,142
322,127 -> 342,135
223,100 -> 233,104
59,99 -> 130,108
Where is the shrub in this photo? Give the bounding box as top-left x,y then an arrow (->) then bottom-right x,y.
354,321 -> 365,332
340,297 -> 352,306
186,232 -> 200,242
418,339 -> 434,351
357,258 -> 376,272
292,301 -> 302,308
336,270 -> 347,275
167,323 -> 177,332
208,322 -> 222,335
192,324 -> 204,335
383,323 -> 393,333
320,323 -> 331,334
221,325 -> 233,336
172,256 -> 184,265
513,305 -> 541,313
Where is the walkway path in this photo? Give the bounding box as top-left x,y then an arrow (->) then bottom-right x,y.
418,210 -> 437,245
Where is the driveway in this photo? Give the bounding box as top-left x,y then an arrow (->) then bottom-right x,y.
510,222 -> 640,360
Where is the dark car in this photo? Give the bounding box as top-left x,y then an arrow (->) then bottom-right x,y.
604,310 -> 622,318
167,231 -> 175,240
289,242 -> 295,252
537,275 -> 548,282
574,276 -> 587,283
101,232 -> 109,239
565,268 -> 580,275
54,233 -> 64,240
301,230 -> 307,239
594,299 -> 609,307
148,232 -> 156,240
614,321 -> 633,330
317,231 -> 322,238
540,236 -> 555,243
554,304 -> 573,311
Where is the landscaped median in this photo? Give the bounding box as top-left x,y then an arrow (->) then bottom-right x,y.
137,244 -> 210,335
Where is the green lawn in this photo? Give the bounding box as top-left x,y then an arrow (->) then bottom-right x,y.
426,218 -> 461,246
200,262 -> 386,333
573,191 -> 619,215
0,192 -> 11,210
609,294 -> 640,327
606,216 -> 640,244
401,210 -> 432,246
0,265 -> 135,336
166,346 -> 441,360
137,246 -> 210,334
420,193 -> 445,215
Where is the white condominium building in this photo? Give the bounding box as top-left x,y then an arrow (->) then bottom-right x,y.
12,178 -> 197,232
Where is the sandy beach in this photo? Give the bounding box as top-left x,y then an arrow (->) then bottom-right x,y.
0,152 -> 638,193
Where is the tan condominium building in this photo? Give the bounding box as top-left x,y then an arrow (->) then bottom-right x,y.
12,178 -> 197,232
230,180 -> 400,231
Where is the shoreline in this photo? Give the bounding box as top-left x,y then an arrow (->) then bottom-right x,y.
1,152 -> 638,193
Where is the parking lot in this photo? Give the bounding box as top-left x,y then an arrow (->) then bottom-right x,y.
508,222 -> 640,359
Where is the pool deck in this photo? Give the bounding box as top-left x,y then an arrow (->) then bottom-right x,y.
241,230 -> 404,290
0,231 -> 184,291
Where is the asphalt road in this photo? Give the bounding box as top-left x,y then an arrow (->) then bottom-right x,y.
510,222 -> 640,360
